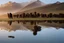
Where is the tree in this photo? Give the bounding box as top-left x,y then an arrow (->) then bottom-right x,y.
34,12 -> 37,17
41,14 -> 46,18
48,13 -> 53,18
17,14 -> 19,18
20,14 -> 22,18
30,13 -> 33,18
53,14 -> 59,18
8,13 -> 13,18
37,13 -> 40,18
26,13 -> 30,18
23,13 -> 26,18
59,13 -> 64,18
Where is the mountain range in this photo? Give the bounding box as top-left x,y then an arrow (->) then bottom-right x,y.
0,1 -> 23,14
19,0 -> 45,12
18,1 -> 64,14
0,0 -> 45,14
0,0 -> 64,15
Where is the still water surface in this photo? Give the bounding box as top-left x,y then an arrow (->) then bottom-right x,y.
0,22 -> 64,43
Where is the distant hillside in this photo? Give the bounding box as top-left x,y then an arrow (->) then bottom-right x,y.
18,0 -> 45,13
22,2 -> 64,14
0,0 -> 45,14
0,1 -> 22,14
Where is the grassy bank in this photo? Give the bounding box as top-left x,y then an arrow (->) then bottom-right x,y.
0,18 -> 64,21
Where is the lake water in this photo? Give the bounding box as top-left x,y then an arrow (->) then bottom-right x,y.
0,22 -> 64,43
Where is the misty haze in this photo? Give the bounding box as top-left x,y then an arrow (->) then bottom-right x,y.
0,0 -> 64,43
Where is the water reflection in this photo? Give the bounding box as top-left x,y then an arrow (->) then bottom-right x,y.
0,21 -> 64,43
8,21 -> 12,25
0,21 -> 64,35
8,36 -> 15,38
8,20 -> 64,28
33,25 -> 41,36
0,21 -> 42,36
0,20 -> 63,36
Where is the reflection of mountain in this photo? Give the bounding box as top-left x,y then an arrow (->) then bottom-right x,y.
22,2 -> 64,13
0,22 -> 27,32
0,21 -> 64,32
38,22 -> 64,28
0,22 -> 42,36
0,21 -> 64,36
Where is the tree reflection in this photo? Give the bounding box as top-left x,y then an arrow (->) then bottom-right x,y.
7,20 -> 64,34
30,21 -> 34,25
8,21 -> 12,25
33,25 -> 41,36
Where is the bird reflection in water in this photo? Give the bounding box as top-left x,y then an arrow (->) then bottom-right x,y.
8,36 -> 15,38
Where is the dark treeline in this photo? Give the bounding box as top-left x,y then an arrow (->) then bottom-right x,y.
8,12 -> 64,18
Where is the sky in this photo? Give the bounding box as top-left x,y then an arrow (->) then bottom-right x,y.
0,0 -> 64,4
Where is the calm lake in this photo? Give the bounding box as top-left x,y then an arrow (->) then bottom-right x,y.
0,22 -> 64,43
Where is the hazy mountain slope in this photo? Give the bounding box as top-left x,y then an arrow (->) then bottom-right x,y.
0,1 -> 22,14
21,1 -> 36,8
23,2 -> 64,14
19,0 -> 45,12
0,0 -> 45,14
